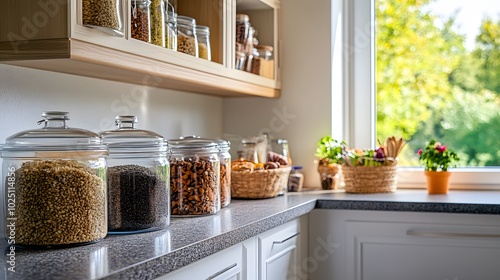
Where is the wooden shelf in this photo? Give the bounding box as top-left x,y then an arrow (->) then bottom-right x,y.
0,0 -> 281,98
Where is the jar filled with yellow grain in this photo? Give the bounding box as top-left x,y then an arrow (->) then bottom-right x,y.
177,15 -> 198,57
149,0 -> 165,47
164,3 -> 177,51
0,111 -> 108,248
196,25 -> 211,61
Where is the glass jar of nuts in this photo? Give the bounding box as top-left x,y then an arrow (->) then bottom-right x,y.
176,15 -> 198,57
167,137 -> 220,216
217,139 -> 231,208
0,111 -> 108,248
82,0 -> 124,36
99,116 -> 170,234
131,0 -> 151,42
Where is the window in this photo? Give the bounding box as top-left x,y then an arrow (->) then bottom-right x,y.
335,0 -> 500,188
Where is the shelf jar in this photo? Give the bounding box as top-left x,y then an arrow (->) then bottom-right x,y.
164,2 -> 177,50
99,116 -> 170,234
131,0 -> 151,42
1,111 -> 108,248
168,137 -> 220,216
177,15 -> 198,57
196,25 -> 211,61
82,0 -> 124,36
217,139 -> 231,208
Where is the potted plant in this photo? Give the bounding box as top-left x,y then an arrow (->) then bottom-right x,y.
417,139 -> 460,194
315,136 -> 345,190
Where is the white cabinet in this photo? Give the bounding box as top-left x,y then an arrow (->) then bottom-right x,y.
309,209 -> 500,280
158,215 -> 308,280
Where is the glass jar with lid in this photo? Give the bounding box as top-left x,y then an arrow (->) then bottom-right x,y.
131,0 -> 151,42
196,25 -> 211,61
164,2 -> 177,50
99,116 -> 170,234
245,47 -> 260,75
236,14 -> 250,46
217,139 -> 231,208
177,15 -> 198,57
0,111 -> 108,248
168,137 -> 220,216
82,0 -> 124,36
150,0 -> 165,46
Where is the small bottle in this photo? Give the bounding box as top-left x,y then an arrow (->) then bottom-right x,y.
177,15 -> 198,57
245,47 -> 260,74
236,14 -> 250,46
288,166 -> 304,192
131,0 -> 151,42
196,25 -> 211,61
164,2 -> 177,50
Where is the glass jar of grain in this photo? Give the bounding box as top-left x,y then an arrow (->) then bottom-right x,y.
82,0 -> 124,36
164,2 -> 177,50
196,25 -> 211,61
177,15 -> 198,57
99,116 -> 170,234
0,111 -> 108,248
167,137 -> 220,216
131,0 -> 151,42
150,0 -> 165,46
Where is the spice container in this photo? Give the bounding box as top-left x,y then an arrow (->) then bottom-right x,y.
168,137 -> 220,216
217,139 -> 231,208
1,111 -> 108,248
164,3 -> 177,50
196,25 -> 211,61
131,0 -> 151,42
287,166 -> 304,192
177,15 -> 198,57
82,0 -> 123,36
99,116 -> 169,234
150,0 -> 165,46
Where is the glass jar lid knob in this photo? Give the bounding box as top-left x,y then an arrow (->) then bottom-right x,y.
115,115 -> 138,129
37,111 -> 70,128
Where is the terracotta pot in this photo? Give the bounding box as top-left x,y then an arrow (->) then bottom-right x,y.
317,161 -> 341,190
425,171 -> 451,194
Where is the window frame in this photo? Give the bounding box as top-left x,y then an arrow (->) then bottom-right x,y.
334,0 -> 500,189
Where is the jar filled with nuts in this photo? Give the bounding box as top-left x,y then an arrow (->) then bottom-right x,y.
177,15 -> 198,57
196,25 -> 211,61
217,139 -> 231,208
131,0 -> 151,42
168,137 -> 220,216
82,0 -> 124,36
0,111 -> 108,248
99,116 -> 170,234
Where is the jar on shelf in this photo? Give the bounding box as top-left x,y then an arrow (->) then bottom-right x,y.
196,25 -> 211,61
177,15 -> 198,57
217,139 -> 231,208
235,51 -> 246,70
255,45 -> 275,79
287,166 -> 304,192
236,14 -> 250,46
99,116 -> 170,234
0,111 -> 108,248
164,2 -> 177,51
131,0 -> 151,42
150,0 -> 165,46
168,137 -> 220,216
245,47 -> 260,75
82,0 -> 124,36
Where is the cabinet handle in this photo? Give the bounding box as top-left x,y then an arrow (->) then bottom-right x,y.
407,230 -> 500,238
273,232 -> 300,244
206,263 -> 237,280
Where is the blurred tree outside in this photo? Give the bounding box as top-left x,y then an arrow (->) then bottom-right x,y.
376,0 -> 500,167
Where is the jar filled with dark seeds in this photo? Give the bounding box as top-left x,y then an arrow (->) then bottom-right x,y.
82,0 -> 124,36
131,0 -> 151,42
100,116 -> 170,234
177,15 -> 198,57
217,139 -> 231,208
0,111 -> 108,248
168,137 -> 220,216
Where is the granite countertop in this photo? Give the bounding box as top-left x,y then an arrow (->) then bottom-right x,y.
2,189 -> 500,279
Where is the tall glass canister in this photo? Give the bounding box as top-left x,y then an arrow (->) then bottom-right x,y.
99,116 -> 170,234
1,111 -> 108,248
217,139 -> 231,208
150,0 -> 165,46
177,15 -> 198,57
164,2 -> 177,50
196,25 -> 211,61
131,0 -> 151,42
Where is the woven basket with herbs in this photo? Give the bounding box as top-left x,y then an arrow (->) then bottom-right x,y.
231,152 -> 291,199
341,137 -> 405,193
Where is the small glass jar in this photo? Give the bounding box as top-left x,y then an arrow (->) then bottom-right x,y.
150,0 -> 165,46
168,137 -> 220,216
99,116 -> 170,234
235,51 -> 246,70
131,0 -> 151,42
245,47 -> 260,75
287,166 -> 304,192
196,25 -> 211,61
1,111 -> 108,248
164,3 -> 177,51
236,14 -> 250,46
256,45 -> 273,60
177,15 -> 198,57
217,139 -> 231,208
82,0 -> 124,36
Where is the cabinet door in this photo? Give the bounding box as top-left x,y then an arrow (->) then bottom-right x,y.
258,219 -> 301,280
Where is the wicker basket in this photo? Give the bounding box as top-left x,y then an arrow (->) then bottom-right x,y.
231,166 -> 292,199
342,165 -> 398,193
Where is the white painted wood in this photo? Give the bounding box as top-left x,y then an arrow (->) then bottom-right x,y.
309,209 -> 500,280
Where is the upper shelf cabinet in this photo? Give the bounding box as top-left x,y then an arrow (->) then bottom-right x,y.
0,0 -> 281,98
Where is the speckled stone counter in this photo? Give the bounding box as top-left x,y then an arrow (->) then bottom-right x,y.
2,189 -> 499,279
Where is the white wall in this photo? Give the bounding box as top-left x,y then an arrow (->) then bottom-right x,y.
0,64 -> 223,141
223,0 -> 337,188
